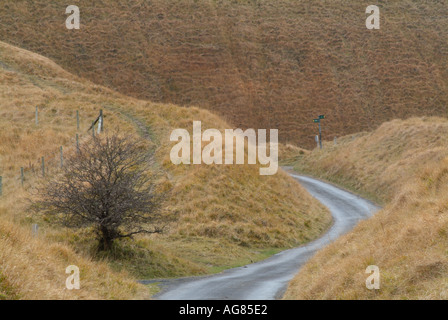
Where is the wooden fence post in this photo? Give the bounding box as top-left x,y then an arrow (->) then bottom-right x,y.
32,224 -> 39,237
98,109 -> 103,134
60,146 -> 63,168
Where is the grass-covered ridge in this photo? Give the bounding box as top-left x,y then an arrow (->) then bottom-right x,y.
0,41 -> 331,298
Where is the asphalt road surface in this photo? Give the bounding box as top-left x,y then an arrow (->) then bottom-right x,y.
147,174 -> 380,300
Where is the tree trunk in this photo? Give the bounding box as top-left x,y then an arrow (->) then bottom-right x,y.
98,227 -> 114,251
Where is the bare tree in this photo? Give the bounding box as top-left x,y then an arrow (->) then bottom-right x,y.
35,134 -> 168,251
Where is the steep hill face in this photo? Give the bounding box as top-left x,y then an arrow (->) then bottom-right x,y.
1,0 -> 447,148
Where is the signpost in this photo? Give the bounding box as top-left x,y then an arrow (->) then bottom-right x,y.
313,115 -> 325,149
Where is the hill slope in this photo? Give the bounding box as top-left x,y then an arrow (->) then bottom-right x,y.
1,1 -> 447,148
285,117 -> 448,299
0,41 -> 331,298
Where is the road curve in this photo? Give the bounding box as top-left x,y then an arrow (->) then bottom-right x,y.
147,174 -> 380,300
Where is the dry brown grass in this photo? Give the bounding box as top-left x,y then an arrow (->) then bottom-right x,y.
0,41 -> 331,298
284,117 -> 448,299
0,1 -> 447,148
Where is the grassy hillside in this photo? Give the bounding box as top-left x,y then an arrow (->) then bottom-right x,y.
1,1 -> 447,148
284,117 -> 448,299
0,41 -> 331,298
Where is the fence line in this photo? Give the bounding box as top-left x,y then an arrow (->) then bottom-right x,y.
0,108 -> 104,196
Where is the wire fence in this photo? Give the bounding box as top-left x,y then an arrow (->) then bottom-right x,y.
0,108 -> 104,197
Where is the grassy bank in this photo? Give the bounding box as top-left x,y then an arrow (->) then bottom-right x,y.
285,117 -> 448,299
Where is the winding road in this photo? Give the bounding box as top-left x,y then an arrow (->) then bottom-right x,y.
146,173 -> 380,300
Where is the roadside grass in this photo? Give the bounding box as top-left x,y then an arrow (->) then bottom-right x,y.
145,283 -> 161,296
284,117 -> 448,299
0,41 -> 331,298
0,271 -> 20,300
278,144 -> 308,166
